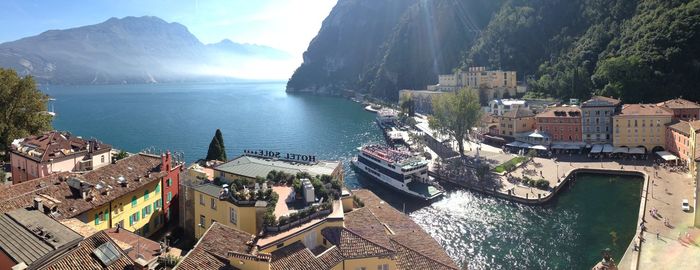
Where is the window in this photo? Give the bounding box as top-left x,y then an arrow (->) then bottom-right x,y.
103,211 -> 109,221
144,189 -> 149,200
131,196 -> 137,207
230,208 -> 238,225
95,214 -> 100,225
167,178 -> 172,187
199,194 -> 204,205
167,192 -> 172,202
200,215 -> 206,227
101,155 -> 105,163
211,198 -> 216,210
378,265 -> 389,270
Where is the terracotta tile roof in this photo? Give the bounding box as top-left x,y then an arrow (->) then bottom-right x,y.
104,227 -> 161,263
344,207 -> 394,251
270,241 -> 324,270
392,240 -> 458,270
689,120 -> 700,131
316,246 -> 343,269
501,107 -> 534,118
11,131 -> 111,163
176,222 -> 258,270
582,96 -> 621,107
39,231 -> 134,270
667,121 -> 691,135
175,247 -> 237,270
0,154 -> 164,219
535,106 -> 581,118
352,189 -> 458,269
657,98 -> 700,109
618,104 -> 673,117
321,227 -> 394,259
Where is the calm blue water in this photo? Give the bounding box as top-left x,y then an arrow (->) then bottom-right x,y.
45,82 -> 641,269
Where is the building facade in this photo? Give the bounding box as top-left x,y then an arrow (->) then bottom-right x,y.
487,99 -> 528,116
494,107 -> 536,138
657,98 -> 700,121
0,153 -> 181,238
666,120 -> 700,173
176,190 -> 459,270
613,104 -> 674,151
428,67 -> 518,95
535,106 -> 582,143
398,89 -> 446,115
9,131 -> 112,184
580,96 -> 621,144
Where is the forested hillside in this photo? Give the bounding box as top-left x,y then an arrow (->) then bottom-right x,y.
290,0 -> 700,103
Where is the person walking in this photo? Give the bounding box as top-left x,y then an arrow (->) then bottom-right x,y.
656,232 -> 660,239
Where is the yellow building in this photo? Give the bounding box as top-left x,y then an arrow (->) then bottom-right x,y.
176,190 -> 459,270
192,183 -> 266,237
494,107 -> 537,138
213,154 -> 343,183
0,153 -> 170,238
613,104 -> 674,152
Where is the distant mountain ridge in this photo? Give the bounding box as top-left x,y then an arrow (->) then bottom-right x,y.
0,16 -> 290,84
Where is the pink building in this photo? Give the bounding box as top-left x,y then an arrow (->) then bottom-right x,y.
535,106 -> 583,142
9,131 -> 112,184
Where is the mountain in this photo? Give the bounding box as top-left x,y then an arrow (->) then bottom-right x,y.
0,16 -> 291,84
288,0 -> 700,103
286,0 -> 502,100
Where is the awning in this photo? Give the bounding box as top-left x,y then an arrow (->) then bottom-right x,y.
551,144 -> 566,149
656,151 -> 678,161
530,145 -> 548,150
602,144 -> 614,153
506,141 -> 521,147
629,147 -> 646,155
613,147 -> 629,154
590,144 -> 603,154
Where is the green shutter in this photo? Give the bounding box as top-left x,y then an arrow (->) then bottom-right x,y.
104,212 -> 109,221
131,196 -> 137,207
94,214 -> 99,225
144,189 -> 149,200
129,215 -> 133,226
155,183 -> 160,193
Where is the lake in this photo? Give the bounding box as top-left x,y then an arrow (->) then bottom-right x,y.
45,82 -> 641,269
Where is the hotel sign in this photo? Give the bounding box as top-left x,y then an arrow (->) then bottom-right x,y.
243,149 -> 317,163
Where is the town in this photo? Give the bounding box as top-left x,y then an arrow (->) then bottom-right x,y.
0,69 -> 697,270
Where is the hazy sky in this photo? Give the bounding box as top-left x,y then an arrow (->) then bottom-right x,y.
0,0 -> 337,56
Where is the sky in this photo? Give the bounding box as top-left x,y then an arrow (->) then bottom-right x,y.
0,0 -> 337,79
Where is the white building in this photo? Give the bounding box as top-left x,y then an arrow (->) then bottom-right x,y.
486,99 -> 529,116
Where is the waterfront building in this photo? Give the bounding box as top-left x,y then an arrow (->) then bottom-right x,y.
398,89 -> 445,115
191,154 -> 343,238
665,120 -> 700,173
580,96 -> 622,144
613,104 -> 674,152
535,106 -> 583,149
39,230 -> 136,270
486,99 -> 528,116
176,189 -> 458,270
657,98 -> 700,121
9,131 -> 112,184
494,107 -> 536,138
214,154 -> 343,183
428,67 -> 517,93
0,153 -> 179,238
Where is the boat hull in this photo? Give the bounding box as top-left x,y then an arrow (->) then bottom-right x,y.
351,158 -> 442,201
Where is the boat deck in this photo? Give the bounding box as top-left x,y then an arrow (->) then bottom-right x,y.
407,181 -> 442,199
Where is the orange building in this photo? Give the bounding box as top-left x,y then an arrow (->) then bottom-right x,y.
657,98 -> 700,121
535,106 -> 582,142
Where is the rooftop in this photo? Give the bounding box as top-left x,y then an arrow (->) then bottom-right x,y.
11,131 -> 111,163
39,231 -> 134,270
360,144 -> 427,168
491,99 -> 527,106
0,208 -> 83,267
215,155 -> 340,180
501,106 -> 535,118
581,96 -> 621,107
0,154 -> 164,219
536,106 -> 582,118
657,98 -> 700,110
104,227 -> 161,264
618,104 -> 674,117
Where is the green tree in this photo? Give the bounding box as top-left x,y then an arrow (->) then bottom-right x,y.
205,129 -> 227,161
115,150 -> 129,160
399,94 -> 415,117
0,69 -> 52,160
429,87 -> 482,158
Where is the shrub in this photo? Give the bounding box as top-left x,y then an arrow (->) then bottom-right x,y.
278,215 -> 289,225
263,210 -> 276,226
535,179 -> 550,190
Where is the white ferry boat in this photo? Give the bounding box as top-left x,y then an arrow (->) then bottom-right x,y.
351,144 -> 443,200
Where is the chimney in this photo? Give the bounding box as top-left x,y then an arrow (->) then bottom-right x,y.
33,197 -> 43,212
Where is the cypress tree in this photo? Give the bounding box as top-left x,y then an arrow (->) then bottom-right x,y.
206,129 -> 227,161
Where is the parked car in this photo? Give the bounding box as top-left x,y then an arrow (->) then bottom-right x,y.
682,199 -> 690,212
